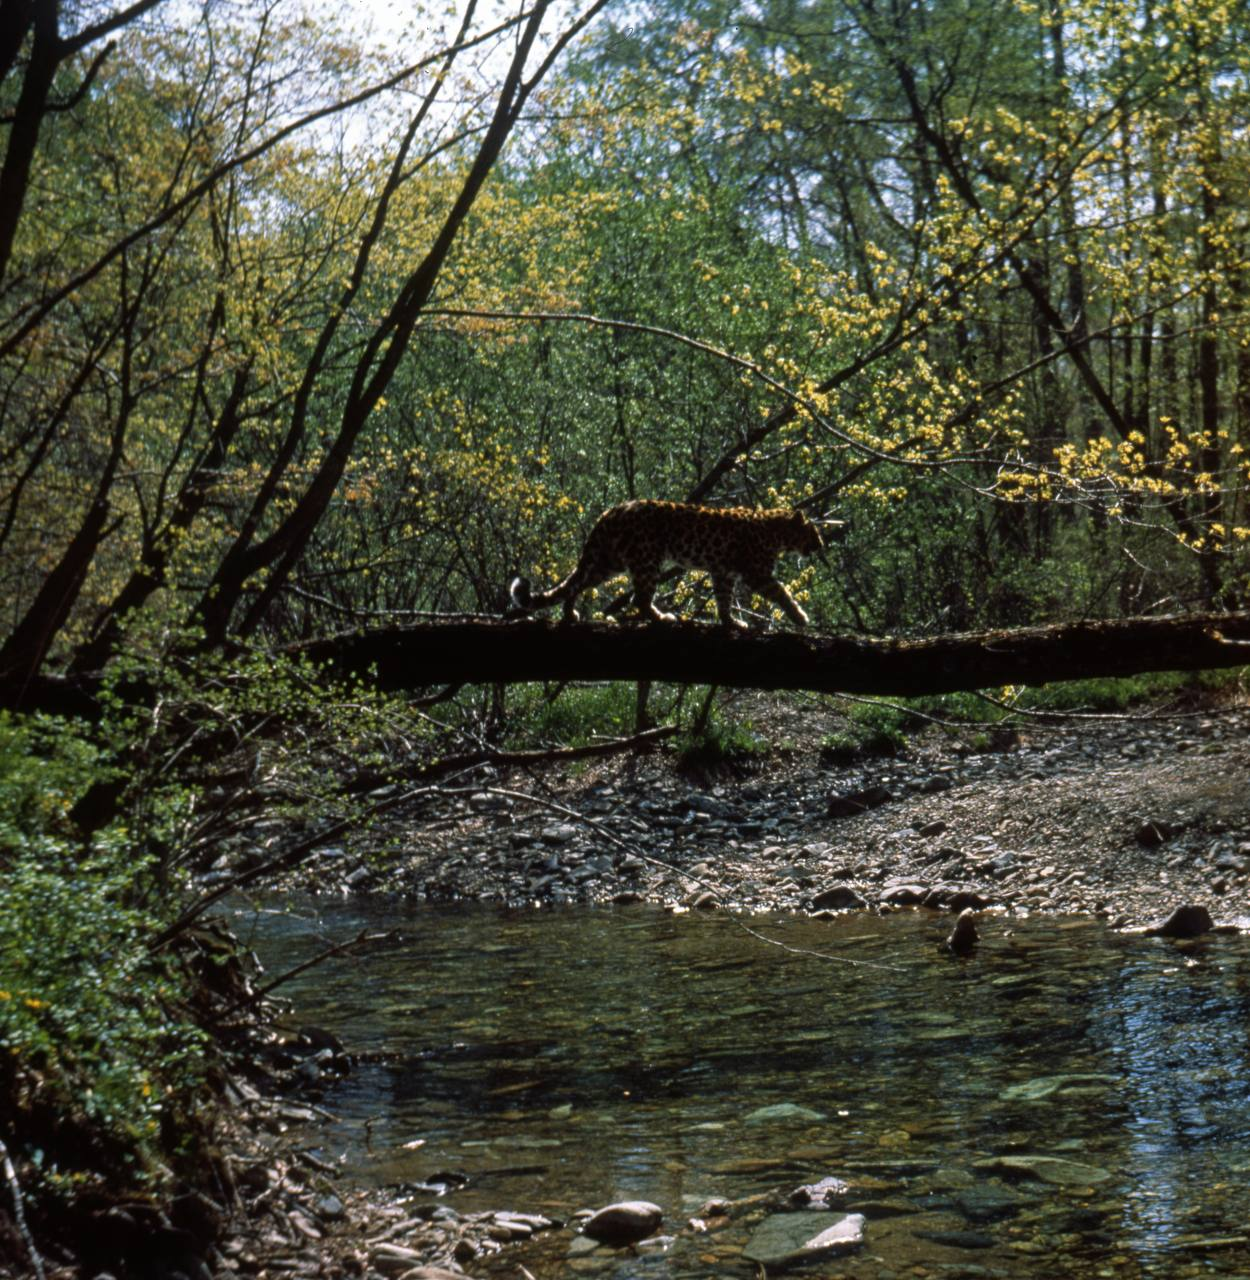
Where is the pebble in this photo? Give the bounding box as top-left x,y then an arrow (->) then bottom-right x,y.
237,706 -> 1250,943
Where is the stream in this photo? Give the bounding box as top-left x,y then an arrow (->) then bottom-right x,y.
237,896 -> 1250,1277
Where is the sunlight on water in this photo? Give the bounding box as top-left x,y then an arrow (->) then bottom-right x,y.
238,898 -> 1250,1278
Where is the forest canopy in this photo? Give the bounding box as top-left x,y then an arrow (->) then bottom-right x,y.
1,0 -> 1248,705
1,2 -> 1249,1251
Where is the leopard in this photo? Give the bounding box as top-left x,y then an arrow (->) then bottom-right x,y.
509,499 -> 823,630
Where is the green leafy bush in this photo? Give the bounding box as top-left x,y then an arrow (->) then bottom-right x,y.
0,714 -> 206,1193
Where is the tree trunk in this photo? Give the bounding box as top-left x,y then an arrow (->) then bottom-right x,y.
287,612 -> 1250,700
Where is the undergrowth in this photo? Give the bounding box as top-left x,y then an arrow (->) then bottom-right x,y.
0,713 -> 209,1207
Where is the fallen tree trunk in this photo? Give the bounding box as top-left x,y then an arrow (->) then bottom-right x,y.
288,611 -> 1250,698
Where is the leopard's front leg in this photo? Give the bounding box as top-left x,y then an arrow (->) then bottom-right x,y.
712,576 -> 748,630
747,575 -> 809,627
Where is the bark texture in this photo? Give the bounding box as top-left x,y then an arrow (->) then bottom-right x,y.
286,612 -> 1250,699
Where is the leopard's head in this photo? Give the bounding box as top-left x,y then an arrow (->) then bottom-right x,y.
788,510 -> 824,554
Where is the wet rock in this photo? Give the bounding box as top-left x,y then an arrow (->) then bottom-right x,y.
1146,903 -> 1214,938
955,1184 -> 1022,1222
810,885 -> 867,911
946,908 -> 979,955
881,882 -> 928,906
914,1228 -> 997,1248
789,1176 -> 849,1208
844,1197 -> 916,1218
314,1193 -> 345,1221
581,1200 -> 663,1246
948,889 -> 990,911
370,1243 -> 426,1274
974,1154 -> 1111,1185
1135,819 -> 1173,848
1001,1073 -> 1117,1101
827,785 -> 893,818
742,1212 -> 865,1269
744,1102 -> 826,1125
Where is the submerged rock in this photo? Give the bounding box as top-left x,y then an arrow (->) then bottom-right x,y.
581,1200 -> 663,1246
1001,1073 -> 1117,1101
744,1102 -> 826,1125
742,1212 -> 865,1269
974,1154 -> 1111,1185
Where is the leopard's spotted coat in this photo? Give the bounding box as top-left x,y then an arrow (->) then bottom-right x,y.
510,499 -> 822,629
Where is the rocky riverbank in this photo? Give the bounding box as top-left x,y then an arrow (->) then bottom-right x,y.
264,697 -> 1250,931
197,694 -> 1250,1280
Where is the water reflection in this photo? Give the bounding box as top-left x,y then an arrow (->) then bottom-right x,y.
237,899 -> 1250,1276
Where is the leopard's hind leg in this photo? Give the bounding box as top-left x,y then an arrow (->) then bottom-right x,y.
628,560 -> 676,623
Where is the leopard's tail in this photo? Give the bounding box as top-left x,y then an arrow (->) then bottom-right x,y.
509,572 -> 574,612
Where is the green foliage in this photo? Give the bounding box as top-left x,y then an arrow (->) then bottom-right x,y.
675,715 -> 769,775
0,715 -> 206,1192
505,682 -> 637,746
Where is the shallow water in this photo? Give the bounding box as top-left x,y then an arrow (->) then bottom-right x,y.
236,897 -> 1250,1277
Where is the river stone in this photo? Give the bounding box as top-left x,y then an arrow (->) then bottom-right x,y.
1001,1073 -> 1118,1101
811,885 -> 867,911
827,785 -> 892,818
744,1102 -> 826,1125
369,1244 -> 424,1275
946,908 -> 979,954
1146,903 -> 1214,938
581,1200 -> 663,1245
1135,819 -> 1173,848
955,1184 -> 1022,1222
790,1176 -> 849,1207
974,1155 -> 1111,1185
881,881 -> 928,905
742,1212 -> 865,1268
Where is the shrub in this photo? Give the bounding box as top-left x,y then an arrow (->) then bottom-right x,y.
0,714 -> 206,1196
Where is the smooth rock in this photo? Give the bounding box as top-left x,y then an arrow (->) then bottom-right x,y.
369,1244 -> 424,1275
881,882 -> 927,905
974,1154 -> 1111,1185
1146,903 -> 1214,938
946,908 -> 979,955
810,885 -> 867,911
1001,1073 -> 1117,1101
1135,820 -> 1173,847
790,1176 -> 849,1208
744,1103 -> 826,1125
581,1200 -> 663,1246
827,786 -> 892,818
742,1212 -> 865,1269
955,1184 -> 1022,1222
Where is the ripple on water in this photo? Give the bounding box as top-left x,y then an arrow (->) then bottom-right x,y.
236,898 -> 1250,1279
